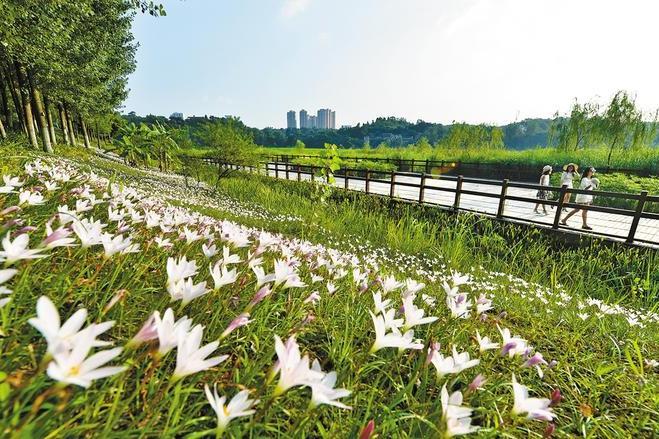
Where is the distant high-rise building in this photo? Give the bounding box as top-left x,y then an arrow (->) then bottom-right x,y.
317,109 -> 329,129
330,110 -> 336,129
170,112 -> 184,120
286,110 -> 297,129
299,109 -> 308,128
308,115 -> 317,128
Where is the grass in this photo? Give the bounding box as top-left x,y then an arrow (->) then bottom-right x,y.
262,145 -> 659,174
0,139 -> 657,438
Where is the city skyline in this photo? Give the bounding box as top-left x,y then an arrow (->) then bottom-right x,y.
289,108 -> 336,129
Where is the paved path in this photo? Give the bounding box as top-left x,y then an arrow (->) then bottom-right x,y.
263,164 -> 659,247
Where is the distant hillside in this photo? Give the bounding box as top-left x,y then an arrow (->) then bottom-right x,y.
120,113 -> 656,150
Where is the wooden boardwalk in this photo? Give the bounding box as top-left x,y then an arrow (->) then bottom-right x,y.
260,163 -> 659,248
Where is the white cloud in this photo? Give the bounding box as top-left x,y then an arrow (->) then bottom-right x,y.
281,0 -> 311,18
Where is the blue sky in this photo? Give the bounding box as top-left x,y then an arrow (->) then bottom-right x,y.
125,0 -> 659,128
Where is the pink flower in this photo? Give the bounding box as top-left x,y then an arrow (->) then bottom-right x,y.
468,374 -> 487,391
129,313 -> 158,346
220,313 -> 252,339
247,285 -> 271,309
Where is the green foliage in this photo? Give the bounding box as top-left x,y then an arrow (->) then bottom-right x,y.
200,119 -> 258,167
110,122 -> 178,170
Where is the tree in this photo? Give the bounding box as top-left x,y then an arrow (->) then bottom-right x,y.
199,119 -> 258,186
600,91 -> 641,167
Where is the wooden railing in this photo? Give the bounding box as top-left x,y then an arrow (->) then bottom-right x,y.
196,157 -> 659,247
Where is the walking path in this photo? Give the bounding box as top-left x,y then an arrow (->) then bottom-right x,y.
265,164 -> 659,248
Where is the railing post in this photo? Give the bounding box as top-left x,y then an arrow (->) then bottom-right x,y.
297,165 -> 301,182
275,162 -> 279,179
390,171 -> 396,198
454,175 -> 463,211
425,159 -> 430,174
419,173 -> 426,203
553,184 -> 569,229
626,190 -> 648,244
497,179 -> 509,218
365,170 -> 371,194
285,162 -> 290,180
344,168 -> 349,190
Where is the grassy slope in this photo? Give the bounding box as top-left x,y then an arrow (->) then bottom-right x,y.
0,143 -> 657,438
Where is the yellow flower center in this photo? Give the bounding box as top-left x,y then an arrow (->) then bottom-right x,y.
68,366 -> 80,376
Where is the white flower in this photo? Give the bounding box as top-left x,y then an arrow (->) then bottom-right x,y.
440,384 -> 479,436
511,374 -> 554,421
252,265 -> 275,289
154,236 -> 173,248
382,308 -> 403,331
450,346 -> 480,373
381,275 -> 403,294
172,324 -> 228,380
154,308 -> 192,357
447,293 -> 472,319
169,278 -> 209,304
28,296 -> 115,355
0,233 -> 46,265
183,226 -> 202,243
202,242 -> 218,258
19,190 -> 44,205
273,335 -> 324,396
430,351 -> 458,376
75,199 -> 93,213
308,359 -> 351,409
204,385 -> 258,433
372,291 -> 391,315
46,328 -> 125,388
475,331 -> 500,352
402,295 -> 438,331
369,311 -> 423,353
57,205 -> 78,225
71,218 -> 106,248
166,256 -> 198,286
3,175 -> 24,187
498,325 -> 528,357
220,246 -> 241,265
0,268 -> 17,308
101,233 -> 139,258
210,262 -> 238,290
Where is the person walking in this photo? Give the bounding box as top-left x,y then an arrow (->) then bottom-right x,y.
559,163 -> 580,211
534,165 -> 552,214
560,167 -> 598,230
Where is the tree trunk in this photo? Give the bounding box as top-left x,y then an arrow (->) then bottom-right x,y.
27,69 -> 52,153
64,103 -> 76,145
58,103 -> 70,145
606,137 -> 618,168
81,118 -> 91,149
96,121 -> 101,148
44,95 -> 57,145
14,61 -> 38,148
0,70 -> 11,131
4,65 -> 26,134
0,116 -> 6,139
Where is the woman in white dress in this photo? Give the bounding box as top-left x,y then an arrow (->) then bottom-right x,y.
559,163 -> 580,211
560,167 -> 598,230
534,165 -> 552,214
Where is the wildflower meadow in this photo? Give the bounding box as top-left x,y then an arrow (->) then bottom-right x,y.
0,144 -> 657,438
